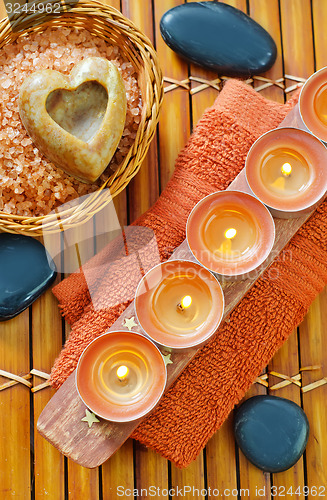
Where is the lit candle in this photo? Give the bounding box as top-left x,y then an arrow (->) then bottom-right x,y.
76,331 -> 166,422
246,127 -> 327,218
116,365 -> 129,382
134,260 -> 224,349
299,66 -> 327,142
186,191 -> 275,277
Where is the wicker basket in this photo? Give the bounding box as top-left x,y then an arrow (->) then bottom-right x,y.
0,0 -> 163,235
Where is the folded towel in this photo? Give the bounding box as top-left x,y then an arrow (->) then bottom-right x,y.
51,79 -> 327,467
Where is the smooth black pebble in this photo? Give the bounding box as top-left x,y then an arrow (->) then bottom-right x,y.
0,233 -> 56,321
160,2 -> 277,77
234,395 -> 309,473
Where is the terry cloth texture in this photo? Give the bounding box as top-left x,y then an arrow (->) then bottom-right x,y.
51,79 -> 327,468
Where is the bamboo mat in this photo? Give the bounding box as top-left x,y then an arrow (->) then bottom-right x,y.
1,0 -> 327,498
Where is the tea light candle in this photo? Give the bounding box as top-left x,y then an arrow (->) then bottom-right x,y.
186,191 -> 275,277
134,260 -> 224,349
246,127 -> 327,218
76,331 -> 167,422
299,66 -> 327,142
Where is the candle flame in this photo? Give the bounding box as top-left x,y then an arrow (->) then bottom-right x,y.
224,228 -> 237,240
177,295 -> 193,312
116,365 -> 129,382
281,162 -> 292,177
181,295 -> 192,309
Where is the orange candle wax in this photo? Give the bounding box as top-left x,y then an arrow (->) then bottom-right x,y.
246,128 -> 327,218
135,260 -> 224,349
300,67 -> 327,142
76,331 -> 166,422
186,191 -> 275,277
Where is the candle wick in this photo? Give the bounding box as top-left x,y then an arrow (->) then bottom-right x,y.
177,302 -> 185,313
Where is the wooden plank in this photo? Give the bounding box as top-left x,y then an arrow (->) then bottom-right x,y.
122,0 -> 159,220
312,0 -> 327,71
0,309 -> 31,498
300,2 -> 327,494
299,289 -> 327,491
279,0 -> 315,97
67,460 -> 99,500
205,416 -> 238,499
269,331 -> 306,498
249,0 -> 285,103
171,455 -> 205,500
32,264 -> 65,500
134,442 -> 169,500
57,214 -> 100,499
153,0 -> 191,190
102,440 -> 134,500
0,6 -> 32,497
187,0 -> 218,126
237,382 -> 271,498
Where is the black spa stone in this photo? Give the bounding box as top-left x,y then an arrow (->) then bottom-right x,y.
234,395 -> 309,473
160,2 -> 277,77
0,233 -> 56,321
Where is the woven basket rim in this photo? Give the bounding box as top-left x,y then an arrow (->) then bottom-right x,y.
0,0 -> 163,234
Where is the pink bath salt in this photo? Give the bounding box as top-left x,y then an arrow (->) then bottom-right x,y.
0,26 -> 142,216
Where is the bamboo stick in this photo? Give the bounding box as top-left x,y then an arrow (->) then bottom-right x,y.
278,1 -> 315,494
205,416 -> 238,499
122,0 -> 159,221
153,0 -> 191,190
0,309 -> 31,497
299,282 -> 327,486
236,382 -> 271,497
280,0 -> 315,99
269,332 -> 306,498
32,265 -> 65,500
250,0 -> 285,103
170,455 -> 206,500
187,0 -> 218,125
62,217 -> 99,498
102,440 -> 134,500
134,442 -> 169,500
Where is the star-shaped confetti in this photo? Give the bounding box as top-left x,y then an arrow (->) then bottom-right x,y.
81,409 -> 100,428
162,353 -> 173,367
123,316 -> 138,331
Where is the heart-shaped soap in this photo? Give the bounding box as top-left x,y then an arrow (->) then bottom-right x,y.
19,57 -> 127,183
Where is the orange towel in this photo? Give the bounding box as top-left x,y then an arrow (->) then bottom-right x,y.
51,80 -> 327,468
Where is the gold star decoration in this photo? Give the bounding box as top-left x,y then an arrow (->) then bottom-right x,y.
81,409 -> 100,428
162,353 -> 173,367
123,316 -> 138,331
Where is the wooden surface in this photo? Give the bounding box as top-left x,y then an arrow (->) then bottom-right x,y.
1,0 -> 327,498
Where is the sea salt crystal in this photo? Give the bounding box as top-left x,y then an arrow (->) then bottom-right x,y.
1,79 -> 12,89
0,26 -> 142,216
21,138 -> 32,147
